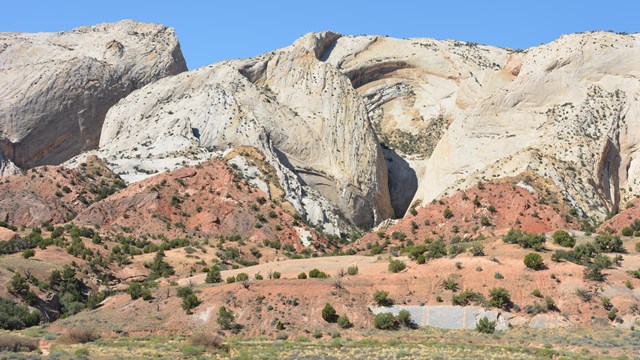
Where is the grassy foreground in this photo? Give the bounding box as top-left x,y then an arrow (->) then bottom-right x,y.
1,326 -> 639,359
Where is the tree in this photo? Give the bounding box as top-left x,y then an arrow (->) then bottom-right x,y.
181,294 -> 201,314
388,259 -> 406,273
0,297 -> 40,330
176,286 -> 200,314
443,208 -> 454,219
7,273 -> 29,296
217,306 -> 240,331
322,303 -> 338,323
205,266 -> 222,284
127,282 -> 143,300
488,287 -> 512,310
476,316 -> 496,334
524,253 -> 545,270
146,250 -> 175,279
552,230 -> 575,248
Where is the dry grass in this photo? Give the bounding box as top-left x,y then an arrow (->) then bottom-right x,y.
0,335 -> 39,353
59,328 -> 99,344
187,332 -> 226,351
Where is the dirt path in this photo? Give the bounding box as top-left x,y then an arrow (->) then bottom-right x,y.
178,254 -> 398,285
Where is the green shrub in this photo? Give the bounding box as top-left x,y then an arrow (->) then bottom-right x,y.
337,314 -> 352,329
347,266 -> 359,276
593,254 -> 613,269
217,306 -> 240,331
452,290 -> 485,306
524,253 -> 545,270
7,273 -> 30,296
298,272 -> 307,279
145,250 -> 175,279
0,297 -> 40,330
226,276 -> 236,284
531,289 -> 542,298
388,259 -> 406,273
488,287 -> 512,310
576,288 -> 592,302
552,230 -> 576,248
126,282 -> 151,300
373,312 -> 399,330
583,265 -> 606,282
594,234 -> 624,253
504,229 -> 546,250
235,273 -> 249,281
176,287 -> 201,314
373,290 -> 392,306
628,268 -> 640,279
397,310 -> 415,328
309,269 -> 329,278
622,227 -> 634,237
470,243 -> 485,256
272,271 -> 281,279
322,303 -> 338,323
476,316 -> 496,334
442,276 -> 459,291
22,249 -> 35,259
205,266 -> 222,284
443,208 -> 454,219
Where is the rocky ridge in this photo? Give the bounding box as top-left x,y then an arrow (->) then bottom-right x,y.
0,20 -> 186,174
323,31 -> 640,221
81,32 -> 394,233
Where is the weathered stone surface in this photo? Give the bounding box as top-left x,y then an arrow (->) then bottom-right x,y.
369,305 -> 509,330
324,32 -> 640,220
88,31 -> 394,231
0,20 -> 186,169
0,227 -> 15,241
529,314 -> 572,329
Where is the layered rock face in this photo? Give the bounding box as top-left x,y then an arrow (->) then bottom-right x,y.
322,31 -> 640,220
0,20 -> 187,172
93,32 -> 394,231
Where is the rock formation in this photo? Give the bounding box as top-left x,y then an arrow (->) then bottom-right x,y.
323,31 -> 640,221
4,25 -> 639,231
0,20 -> 187,172
89,31 -> 394,232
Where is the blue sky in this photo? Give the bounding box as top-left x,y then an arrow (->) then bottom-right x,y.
1,1 -> 637,69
